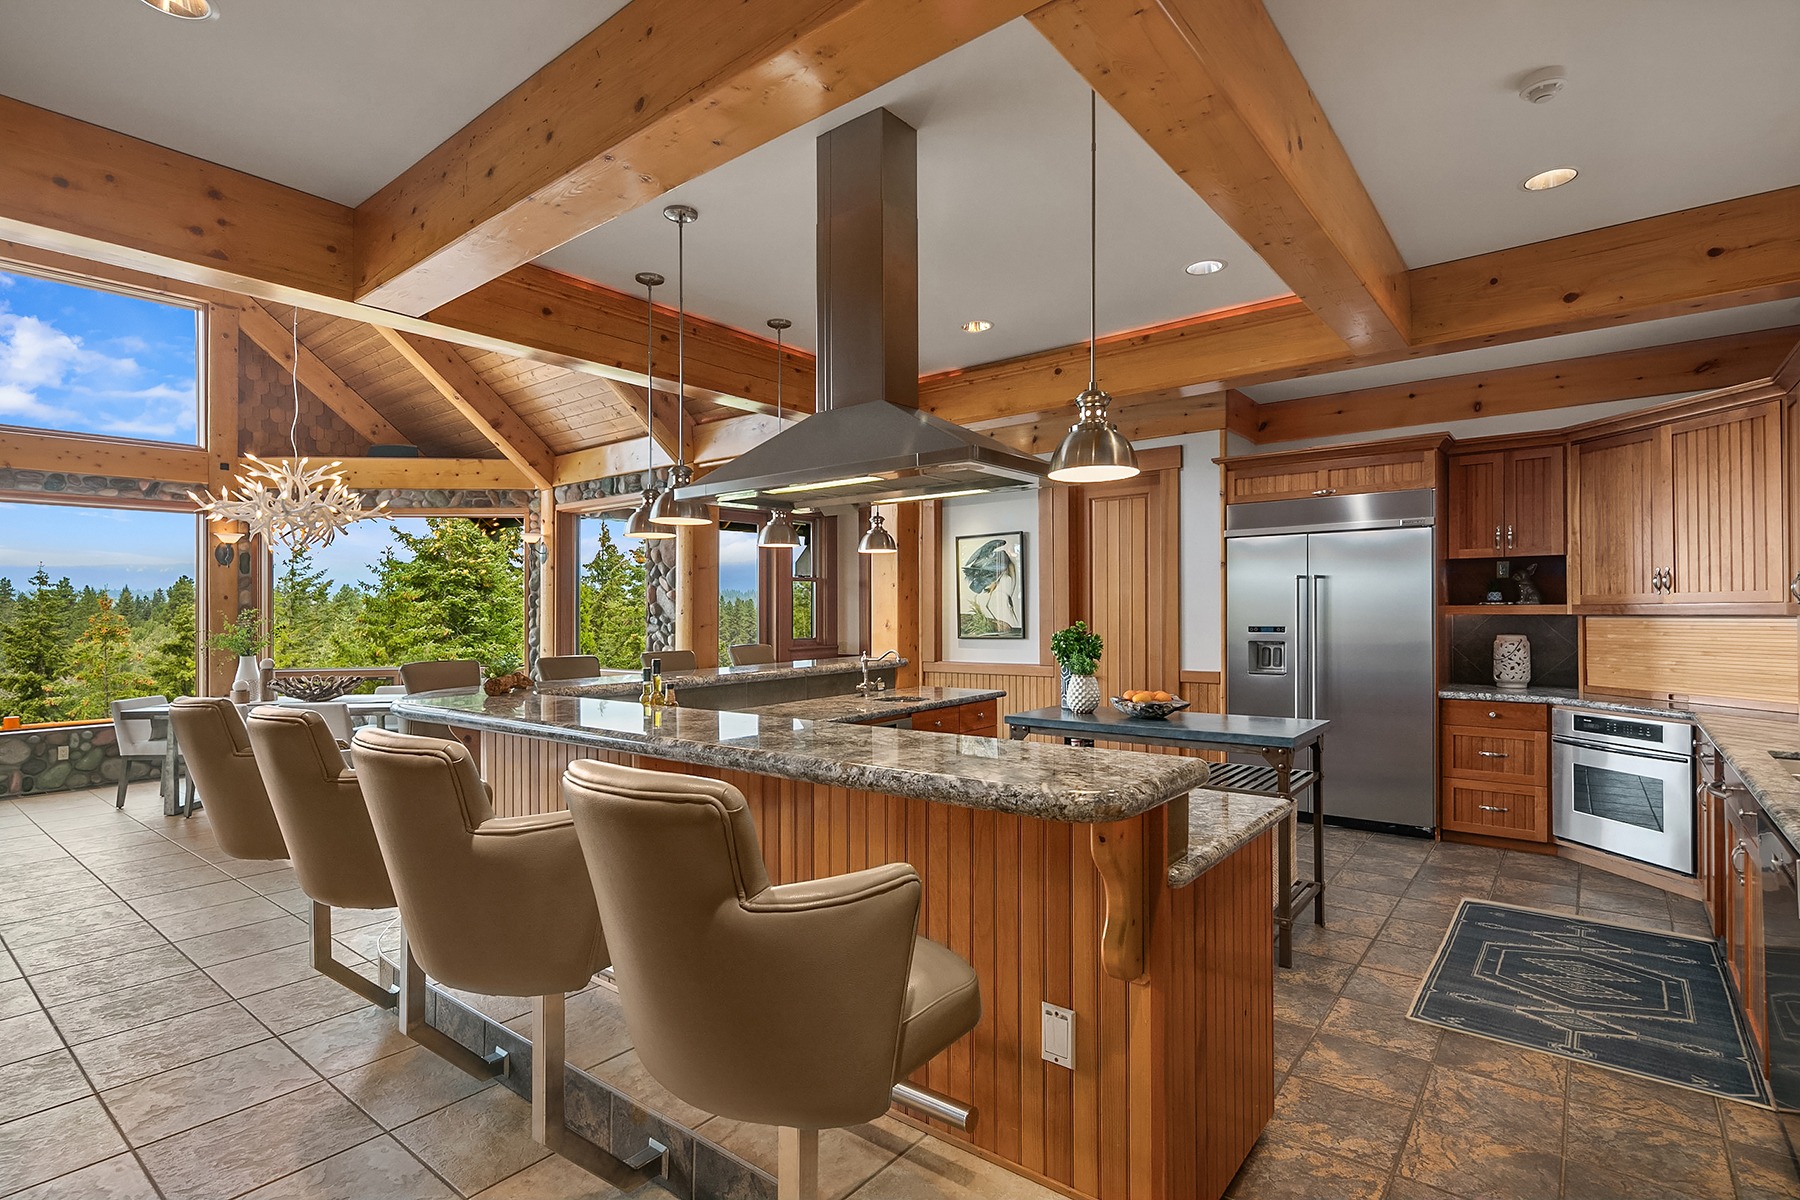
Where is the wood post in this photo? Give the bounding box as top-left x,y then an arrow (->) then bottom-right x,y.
676,520 -> 719,667
868,503 -> 921,687
200,303 -> 241,696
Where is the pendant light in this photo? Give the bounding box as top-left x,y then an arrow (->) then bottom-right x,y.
649,204 -> 714,526
756,317 -> 802,550
857,512 -> 897,555
624,271 -> 674,541
1047,92 -> 1139,484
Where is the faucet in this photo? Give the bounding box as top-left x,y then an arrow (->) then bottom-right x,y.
857,650 -> 899,694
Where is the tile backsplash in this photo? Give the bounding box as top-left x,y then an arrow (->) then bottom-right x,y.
1449,614 -> 1579,689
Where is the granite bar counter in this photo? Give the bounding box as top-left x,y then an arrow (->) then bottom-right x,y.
388,687 -> 1284,1200
1694,709 -> 1800,848
1439,683 -> 1701,721
539,655 -> 902,709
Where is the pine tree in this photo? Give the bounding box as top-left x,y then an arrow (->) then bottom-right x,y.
145,575 -> 198,698
54,594 -> 154,720
272,547 -> 334,667
718,592 -> 759,662
577,523 -> 648,669
0,566 -> 71,723
340,519 -> 525,670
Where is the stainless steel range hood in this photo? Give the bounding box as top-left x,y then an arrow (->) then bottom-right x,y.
679,108 -> 1047,509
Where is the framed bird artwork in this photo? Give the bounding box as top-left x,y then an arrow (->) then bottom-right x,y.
955,532 -> 1027,639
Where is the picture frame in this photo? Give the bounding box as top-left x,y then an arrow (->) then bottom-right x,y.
955,531 -> 1027,639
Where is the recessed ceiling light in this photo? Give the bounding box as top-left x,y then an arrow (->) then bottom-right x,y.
961,320 -> 993,333
140,0 -> 218,16
1185,259 -> 1227,276
1522,167 -> 1578,192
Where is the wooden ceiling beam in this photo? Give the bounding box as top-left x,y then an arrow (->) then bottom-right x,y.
238,301 -> 404,447
352,0 -> 1041,314
553,412 -> 786,486
981,390 -> 1243,455
1031,0 -> 1409,353
1242,325 -> 1800,444
265,456 -> 530,491
0,426 -> 210,485
599,379 -> 691,463
373,328 -> 556,490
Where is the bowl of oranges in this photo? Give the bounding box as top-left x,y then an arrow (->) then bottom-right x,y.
1111,690 -> 1190,719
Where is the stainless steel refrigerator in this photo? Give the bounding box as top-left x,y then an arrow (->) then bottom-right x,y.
1225,490 -> 1437,831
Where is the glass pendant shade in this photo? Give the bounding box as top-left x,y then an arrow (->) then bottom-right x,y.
649,464 -> 713,526
624,490 -> 674,540
858,513 -> 898,555
758,508 -> 801,549
1048,386 -> 1140,483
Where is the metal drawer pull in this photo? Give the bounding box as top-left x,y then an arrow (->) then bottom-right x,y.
1476,804 -> 1510,813
1475,750 -> 1511,759
1494,525 -> 1501,550
1731,842 -> 1748,881
1487,711 -> 1501,719
1311,488 -> 1337,497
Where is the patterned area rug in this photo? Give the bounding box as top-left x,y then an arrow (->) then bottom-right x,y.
1411,900 -> 1768,1104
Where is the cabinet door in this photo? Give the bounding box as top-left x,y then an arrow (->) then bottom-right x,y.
1667,400 -> 1787,603
1571,427 -> 1669,606
1442,728 -> 1546,783
1322,453 -> 1434,496
1504,445 -> 1565,556
1446,453 -> 1507,559
1441,779 -> 1550,842
1228,463 -> 1325,504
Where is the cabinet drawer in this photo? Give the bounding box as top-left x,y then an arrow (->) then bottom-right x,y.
1440,699 -> 1547,731
1441,780 -> 1549,842
911,709 -> 959,734
1443,728 -> 1546,781
953,701 -> 997,735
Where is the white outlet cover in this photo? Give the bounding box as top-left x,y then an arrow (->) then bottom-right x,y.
1041,1002 -> 1074,1069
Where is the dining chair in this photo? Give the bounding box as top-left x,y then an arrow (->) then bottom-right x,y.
165,699 -> 287,861
639,650 -> 697,672
563,758 -> 981,1200
728,643 -> 776,666
399,660 -> 480,742
108,695 -> 191,811
536,654 -> 602,682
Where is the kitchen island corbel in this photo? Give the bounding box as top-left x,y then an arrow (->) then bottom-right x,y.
394,690 -> 1289,1200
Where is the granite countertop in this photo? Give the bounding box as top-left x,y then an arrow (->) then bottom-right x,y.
538,656 -> 900,697
394,690 -> 1209,824
744,687 -> 1002,725
1694,711 -> 1800,849
1008,706 -> 1328,749
1438,683 -> 1700,721
1167,791 -> 1294,889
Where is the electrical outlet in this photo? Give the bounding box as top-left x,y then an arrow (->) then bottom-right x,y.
1041,1002 -> 1074,1069
54,746 -> 69,762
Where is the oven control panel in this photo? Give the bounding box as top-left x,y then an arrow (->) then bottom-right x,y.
1569,713 -> 1667,745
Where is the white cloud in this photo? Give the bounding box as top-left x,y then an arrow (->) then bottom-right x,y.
0,303 -> 195,440
717,536 -> 764,567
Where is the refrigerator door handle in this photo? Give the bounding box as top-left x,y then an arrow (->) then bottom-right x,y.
1309,574 -> 1324,720
1293,574 -> 1308,718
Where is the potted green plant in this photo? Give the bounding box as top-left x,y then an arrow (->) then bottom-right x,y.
1050,621 -> 1104,714
208,608 -> 266,700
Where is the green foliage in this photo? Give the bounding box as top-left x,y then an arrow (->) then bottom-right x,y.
208,607 -> 266,658
53,595 -> 155,720
718,590 -> 759,662
0,566 -> 70,723
577,522 -> 647,670
143,576 -> 197,698
1050,621 -> 1104,674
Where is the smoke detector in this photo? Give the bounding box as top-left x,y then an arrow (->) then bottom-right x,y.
1518,67 -> 1568,105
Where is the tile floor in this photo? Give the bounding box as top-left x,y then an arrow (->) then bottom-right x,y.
1,783 -> 1796,1199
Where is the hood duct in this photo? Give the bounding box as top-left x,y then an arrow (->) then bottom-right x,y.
680,108 -> 1047,509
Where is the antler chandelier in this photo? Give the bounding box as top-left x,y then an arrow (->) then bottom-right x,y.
190,308 -> 384,551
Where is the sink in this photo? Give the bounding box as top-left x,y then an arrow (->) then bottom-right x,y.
871,695 -> 926,703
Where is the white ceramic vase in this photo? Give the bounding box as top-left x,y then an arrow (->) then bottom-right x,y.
1063,673 -> 1101,714
232,655 -> 262,701
1492,634 -> 1532,691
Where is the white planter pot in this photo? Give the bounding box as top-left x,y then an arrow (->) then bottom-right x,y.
232,655 -> 262,702
1493,635 -> 1531,690
1063,673 -> 1101,714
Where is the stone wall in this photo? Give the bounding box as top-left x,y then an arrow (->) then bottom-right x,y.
0,724 -> 159,799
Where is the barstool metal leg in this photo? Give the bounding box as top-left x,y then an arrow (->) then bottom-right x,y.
308,902 -> 398,1009
529,993 -> 666,1187
778,1127 -> 820,1200
397,925 -> 508,1080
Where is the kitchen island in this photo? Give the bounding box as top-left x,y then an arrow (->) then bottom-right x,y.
393,686 -> 1288,1200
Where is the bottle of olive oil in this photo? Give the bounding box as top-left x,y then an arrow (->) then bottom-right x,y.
638,667 -> 654,708
650,658 -> 665,707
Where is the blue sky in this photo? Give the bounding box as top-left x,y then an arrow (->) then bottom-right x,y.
0,503 -> 195,593
0,269 -> 200,444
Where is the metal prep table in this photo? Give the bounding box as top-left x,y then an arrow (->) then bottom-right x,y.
1005,706 -> 1328,968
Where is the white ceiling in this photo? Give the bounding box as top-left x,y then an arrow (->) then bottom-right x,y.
1264,0 -> 1800,267
535,20 -> 1291,375
0,0 -> 623,205
1244,296 -> 1800,404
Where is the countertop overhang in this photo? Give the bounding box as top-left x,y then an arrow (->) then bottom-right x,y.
393,689 -> 1210,824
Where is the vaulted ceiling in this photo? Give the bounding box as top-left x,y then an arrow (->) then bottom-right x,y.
1,0 -> 1796,470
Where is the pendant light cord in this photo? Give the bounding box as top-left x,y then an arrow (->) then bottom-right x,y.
290,306 -> 302,457
1088,90 -> 1098,392
643,278 -> 656,476
675,218 -> 687,470
774,326 -> 784,421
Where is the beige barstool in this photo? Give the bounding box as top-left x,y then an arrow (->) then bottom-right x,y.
167,698 -> 286,861
350,727 -> 663,1188
638,649 -> 696,672
562,759 -> 981,1200
398,659 -> 480,742
728,643 -> 776,666
536,654 -> 602,682
244,706 -> 399,1011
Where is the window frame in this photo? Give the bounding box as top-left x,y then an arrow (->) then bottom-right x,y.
761,512 -> 839,661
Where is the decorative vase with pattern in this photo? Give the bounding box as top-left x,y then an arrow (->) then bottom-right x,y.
1063,673 -> 1101,714
1493,635 -> 1532,691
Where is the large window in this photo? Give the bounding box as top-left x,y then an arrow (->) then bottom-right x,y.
718,519 -> 761,661
272,516 -> 525,674
574,514 -> 647,670
0,502 -> 197,722
0,267 -> 200,445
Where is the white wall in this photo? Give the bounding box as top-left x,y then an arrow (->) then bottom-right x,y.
937,490 -> 1041,664
1135,431 -> 1225,673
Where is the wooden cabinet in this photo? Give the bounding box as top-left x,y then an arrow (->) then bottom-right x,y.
1439,700 -> 1550,843
1446,445 -> 1565,559
1221,436 -> 1446,506
1724,807 -> 1768,1068
909,698 -> 997,737
1571,398 -> 1788,609
1697,742 -> 1727,940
